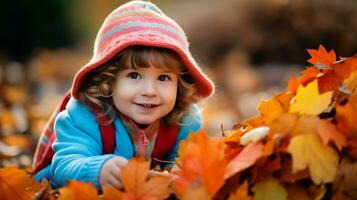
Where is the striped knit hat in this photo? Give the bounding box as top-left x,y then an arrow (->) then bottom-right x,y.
71,0 -> 214,100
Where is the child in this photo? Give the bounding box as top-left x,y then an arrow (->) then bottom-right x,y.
34,0 -> 214,190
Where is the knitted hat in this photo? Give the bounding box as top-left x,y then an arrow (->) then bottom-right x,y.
71,0 -> 214,100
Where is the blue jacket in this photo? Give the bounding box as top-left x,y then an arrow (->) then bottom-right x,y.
34,97 -> 202,189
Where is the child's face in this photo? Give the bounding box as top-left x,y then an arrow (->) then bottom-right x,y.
112,66 -> 178,125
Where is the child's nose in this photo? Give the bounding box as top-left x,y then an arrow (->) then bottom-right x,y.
140,80 -> 157,96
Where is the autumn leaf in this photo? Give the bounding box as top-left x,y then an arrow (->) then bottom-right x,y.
298,67 -> 320,86
228,181 -> 251,200
332,55 -> 357,80
0,167 -> 42,200
317,71 -> 342,93
119,157 -> 171,200
175,130 -> 227,198
287,74 -> 299,94
225,142 -> 264,179
307,45 -> 336,66
290,115 -> 320,137
181,185 -> 210,200
336,95 -> 357,135
257,97 -> 284,124
287,133 -> 339,184
58,181 -> 99,200
343,70 -> 357,92
289,80 -> 333,115
316,120 -> 346,151
252,177 -> 287,200
102,187 -> 124,200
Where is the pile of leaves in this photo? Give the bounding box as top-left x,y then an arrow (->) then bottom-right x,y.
1,45 -> 357,200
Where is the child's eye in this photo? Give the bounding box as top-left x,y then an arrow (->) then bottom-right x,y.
158,75 -> 171,81
127,72 -> 141,79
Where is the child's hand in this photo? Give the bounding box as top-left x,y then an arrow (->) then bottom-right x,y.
99,156 -> 128,189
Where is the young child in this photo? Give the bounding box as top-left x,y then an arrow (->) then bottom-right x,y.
34,0 -> 214,190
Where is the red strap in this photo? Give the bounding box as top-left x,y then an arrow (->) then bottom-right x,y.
151,124 -> 180,168
92,108 -> 116,154
33,91 -> 71,173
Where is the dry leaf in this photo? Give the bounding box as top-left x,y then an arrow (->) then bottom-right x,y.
225,142 -> 264,179
0,167 -> 42,200
58,181 -> 99,200
307,44 -> 336,66
252,177 -> 287,200
287,133 -> 339,184
120,157 -> 171,200
316,120 -> 346,151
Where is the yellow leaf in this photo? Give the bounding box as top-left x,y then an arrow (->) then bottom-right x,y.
289,80 -> 333,115
252,177 -> 287,200
287,134 -> 338,184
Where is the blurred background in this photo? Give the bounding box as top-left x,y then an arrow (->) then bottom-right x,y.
0,0 -> 356,168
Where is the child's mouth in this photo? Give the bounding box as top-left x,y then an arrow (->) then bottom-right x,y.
135,103 -> 159,109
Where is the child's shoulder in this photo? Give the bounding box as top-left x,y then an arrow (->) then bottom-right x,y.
56,97 -> 98,127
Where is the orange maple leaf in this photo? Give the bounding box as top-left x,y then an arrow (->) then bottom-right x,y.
119,157 -> 171,200
307,45 -> 336,66
316,120 -> 347,151
58,181 -> 99,200
0,167 -> 42,200
174,130 -> 227,198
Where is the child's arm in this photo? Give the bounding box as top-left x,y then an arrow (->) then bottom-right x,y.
51,108 -> 118,189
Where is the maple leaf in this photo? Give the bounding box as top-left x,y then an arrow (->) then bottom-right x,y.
287,133 -> 339,184
228,181 -> 251,200
316,120 -> 346,151
289,79 -> 333,115
0,167 -> 42,200
174,130 -> 227,198
257,97 -> 284,124
58,181 -> 99,200
252,177 -> 287,200
224,142 -> 264,179
307,45 -> 336,66
119,157 -> 171,200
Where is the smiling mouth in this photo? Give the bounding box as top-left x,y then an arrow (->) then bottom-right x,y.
134,103 -> 159,108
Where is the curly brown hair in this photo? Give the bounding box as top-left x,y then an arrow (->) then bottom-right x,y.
78,46 -> 200,126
